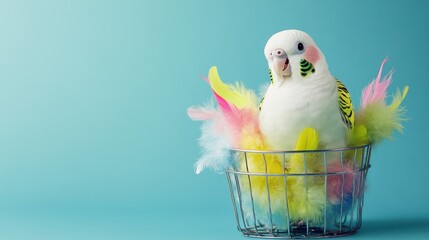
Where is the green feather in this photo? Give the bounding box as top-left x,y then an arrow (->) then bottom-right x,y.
300,59 -> 315,77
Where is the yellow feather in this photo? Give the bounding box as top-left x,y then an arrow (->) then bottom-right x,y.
238,128 -> 327,224
288,128 -> 320,174
345,123 -> 369,165
347,123 -> 369,147
389,85 -> 409,110
294,128 -> 319,151
287,128 -> 326,223
209,66 -> 254,109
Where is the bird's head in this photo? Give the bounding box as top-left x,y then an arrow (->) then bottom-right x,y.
264,29 -> 329,84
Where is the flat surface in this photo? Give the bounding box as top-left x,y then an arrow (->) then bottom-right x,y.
0,0 -> 428,239
0,211 -> 428,240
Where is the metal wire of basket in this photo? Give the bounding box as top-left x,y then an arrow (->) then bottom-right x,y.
225,145 -> 371,239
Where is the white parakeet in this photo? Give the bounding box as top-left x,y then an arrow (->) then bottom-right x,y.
259,29 -> 354,150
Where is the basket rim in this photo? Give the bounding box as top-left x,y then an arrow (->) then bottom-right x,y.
229,144 -> 371,154
225,164 -> 371,176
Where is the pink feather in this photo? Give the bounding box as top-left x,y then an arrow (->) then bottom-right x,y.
211,90 -> 260,147
327,160 -> 357,204
201,75 -> 210,84
213,91 -> 235,116
209,90 -> 244,142
187,75 -> 221,121
187,107 -> 219,121
361,57 -> 393,108
189,72 -> 262,173
225,107 -> 260,147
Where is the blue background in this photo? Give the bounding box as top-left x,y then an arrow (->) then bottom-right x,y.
0,0 -> 428,239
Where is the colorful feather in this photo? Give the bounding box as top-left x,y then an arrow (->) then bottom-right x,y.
193,120 -> 231,174
348,58 -> 409,146
187,103 -> 220,121
237,128 -> 327,227
187,67 -> 263,173
347,123 -> 369,147
361,58 -> 393,108
188,102 -> 231,174
286,128 -> 326,224
327,160 -> 357,205
208,66 -> 255,110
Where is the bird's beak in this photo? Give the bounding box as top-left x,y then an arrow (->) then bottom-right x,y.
271,49 -> 291,78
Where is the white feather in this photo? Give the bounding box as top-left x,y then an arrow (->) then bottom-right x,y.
260,74 -> 347,150
259,82 -> 270,98
194,118 -> 231,174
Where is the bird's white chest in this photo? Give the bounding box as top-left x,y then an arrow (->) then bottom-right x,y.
259,79 -> 346,150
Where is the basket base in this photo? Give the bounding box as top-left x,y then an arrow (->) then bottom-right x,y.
240,226 -> 358,239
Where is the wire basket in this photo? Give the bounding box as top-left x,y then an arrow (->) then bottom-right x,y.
225,145 -> 371,238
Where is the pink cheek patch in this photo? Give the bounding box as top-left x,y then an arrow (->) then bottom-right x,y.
304,45 -> 320,63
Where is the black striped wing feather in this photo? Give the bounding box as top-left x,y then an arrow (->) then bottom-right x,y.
337,80 -> 354,129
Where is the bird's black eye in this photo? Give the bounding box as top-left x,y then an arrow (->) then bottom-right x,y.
297,42 -> 305,52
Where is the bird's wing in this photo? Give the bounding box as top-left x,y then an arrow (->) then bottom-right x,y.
337,80 -> 354,129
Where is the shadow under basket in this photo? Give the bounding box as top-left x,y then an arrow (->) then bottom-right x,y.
225,145 -> 371,239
